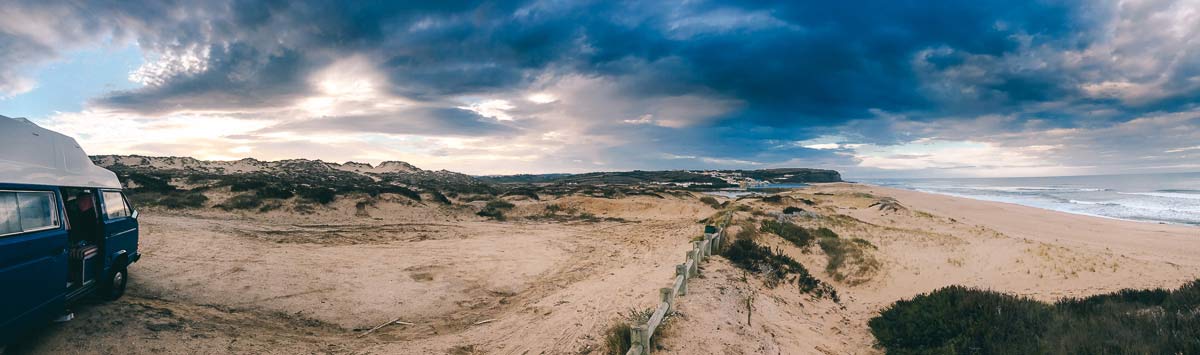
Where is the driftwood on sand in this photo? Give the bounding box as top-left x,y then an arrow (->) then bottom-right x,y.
869,197 -> 906,212
358,317 -> 412,337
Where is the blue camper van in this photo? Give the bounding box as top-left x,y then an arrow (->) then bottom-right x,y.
0,116 -> 140,345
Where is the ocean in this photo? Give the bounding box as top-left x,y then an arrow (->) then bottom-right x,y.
859,172 -> 1200,226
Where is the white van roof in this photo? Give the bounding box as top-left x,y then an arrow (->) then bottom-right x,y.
0,115 -> 121,189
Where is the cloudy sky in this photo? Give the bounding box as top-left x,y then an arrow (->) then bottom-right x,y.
1,0 -> 1199,178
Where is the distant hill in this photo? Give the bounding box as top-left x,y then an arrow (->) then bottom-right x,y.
479,168 -> 842,186
726,168 -> 843,183
91,155 -> 842,209
91,155 -> 493,207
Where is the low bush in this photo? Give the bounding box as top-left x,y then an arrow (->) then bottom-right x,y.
817,237 -> 880,285
603,308 -> 673,355
478,199 -> 516,220
782,206 -> 804,214
761,195 -> 783,203
760,220 -> 815,248
869,280 -> 1200,354
255,186 -> 294,199
297,187 -> 336,204
429,190 -> 451,204
723,238 -> 838,301
814,227 -> 839,239
154,192 -> 209,209
216,194 -> 263,210
258,200 -> 283,212
699,196 -> 721,209
485,200 -> 515,210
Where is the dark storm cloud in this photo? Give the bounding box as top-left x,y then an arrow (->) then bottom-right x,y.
269,107 -> 517,137
6,0 -> 1200,174
5,0 -> 1101,118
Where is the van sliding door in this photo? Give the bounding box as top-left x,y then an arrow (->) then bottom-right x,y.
0,189 -> 68,344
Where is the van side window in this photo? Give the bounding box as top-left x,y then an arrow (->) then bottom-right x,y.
0,191 -> 61,236
102,191 -> 130,219
0,193 -> 18,235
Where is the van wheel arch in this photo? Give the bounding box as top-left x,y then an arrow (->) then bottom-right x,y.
102,259 -> 129,301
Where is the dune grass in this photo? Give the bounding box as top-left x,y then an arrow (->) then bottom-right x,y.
817,236 -> 880,286
603,307 -> 674,355
722,232 -> 839,302
759,220 -> 816,248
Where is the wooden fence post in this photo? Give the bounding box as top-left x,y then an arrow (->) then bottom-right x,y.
660,287 -> 673,308
629,325 -> 643,355
676,264 -> 688,295
637,325 -> 650,354
686,250 -> 698,277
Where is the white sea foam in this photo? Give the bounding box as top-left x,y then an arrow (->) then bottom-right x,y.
863,173 -> 1200,226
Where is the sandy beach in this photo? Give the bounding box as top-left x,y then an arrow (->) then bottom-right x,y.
10,183 -> 1198,354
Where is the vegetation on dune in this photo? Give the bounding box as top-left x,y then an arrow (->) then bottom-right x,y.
100,158 -> 471,211
428,190 -> 452,204
759,220 -> 816,249
817,235 -> 880,285
133,191 -> 209,209
722,229 -> 838,302
869,280 -> 1200,354
477,200 -> 515,220
216,194 -> 264,211
699,196 -> 721,209
603,307 -> 675,355
528,203 -> 630,223
758,219 -> 879,285
782,206 -> 804,214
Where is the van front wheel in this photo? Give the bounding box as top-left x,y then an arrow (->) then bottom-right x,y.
103,267 -> 128,301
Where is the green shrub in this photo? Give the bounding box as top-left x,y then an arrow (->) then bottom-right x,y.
762,195 -> 783,203
870,286 -> 1052,355
478,199 -> 516,220
782,206 -> 804,214
722,238 -> 838,301
602,308 -> 673,355
216,194 -> 263,210
484,200 -> 515,210
760,220 -> 815,248
258,201 -> 283,212
297,187 -> 336,204
814,227 -> 838,239
603,322 -> 632,355
699,196 -> 720,209
429,190 -> 451,204
870,280 -> 1200,354
368,185 -> 421,201
154,192 -> 208,209
255,186 -> 294,199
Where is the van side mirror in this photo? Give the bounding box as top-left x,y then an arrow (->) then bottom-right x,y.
131,210 -> 139,219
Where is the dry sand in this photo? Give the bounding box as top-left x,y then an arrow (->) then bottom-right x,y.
9,184 -> 1199,354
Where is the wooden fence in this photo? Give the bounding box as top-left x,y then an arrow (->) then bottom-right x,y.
625,213 -> 732,355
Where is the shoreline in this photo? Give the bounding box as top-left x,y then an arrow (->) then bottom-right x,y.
854,182 -> 1200,228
